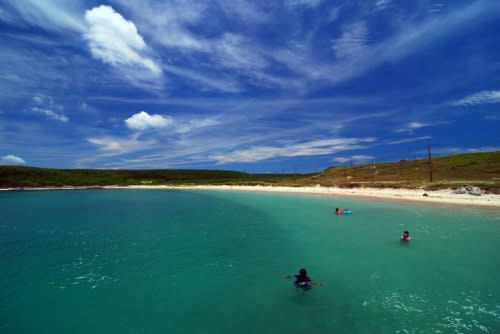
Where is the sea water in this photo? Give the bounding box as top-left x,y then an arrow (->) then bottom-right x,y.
0,189 -> 499,334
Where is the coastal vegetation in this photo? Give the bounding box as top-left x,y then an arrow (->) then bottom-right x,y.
1,152 -> 499,192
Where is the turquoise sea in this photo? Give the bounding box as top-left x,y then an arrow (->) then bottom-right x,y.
1,189 -> 499,334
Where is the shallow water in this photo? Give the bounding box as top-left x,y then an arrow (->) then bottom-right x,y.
0,189 -> 499,334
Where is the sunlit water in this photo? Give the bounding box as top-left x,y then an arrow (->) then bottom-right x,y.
1,189 -> 499,334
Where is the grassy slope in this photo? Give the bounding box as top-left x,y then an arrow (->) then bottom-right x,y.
298,151 -> 500,191
0,152 -> 499,191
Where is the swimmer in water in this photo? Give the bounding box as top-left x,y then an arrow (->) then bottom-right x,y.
401,230 -> 410,241
284,268 -> 323,290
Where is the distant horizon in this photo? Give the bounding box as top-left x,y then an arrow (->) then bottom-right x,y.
1,1 -> 499,173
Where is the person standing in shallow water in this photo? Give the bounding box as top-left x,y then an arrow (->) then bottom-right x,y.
284,268 -> 323,290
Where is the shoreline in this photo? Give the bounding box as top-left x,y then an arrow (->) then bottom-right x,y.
1,184 -> 499,208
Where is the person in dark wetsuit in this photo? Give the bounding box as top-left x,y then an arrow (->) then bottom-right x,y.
284,268 -> 323,290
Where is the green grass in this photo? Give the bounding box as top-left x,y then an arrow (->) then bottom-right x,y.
1,151 -> 499,192
297,151 -> 500,192
0,167 -> 298,188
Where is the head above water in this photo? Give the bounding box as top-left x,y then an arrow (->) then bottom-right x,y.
403,230 -> 410,236
299,268 -> 307,276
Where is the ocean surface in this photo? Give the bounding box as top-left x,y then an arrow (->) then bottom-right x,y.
1,189 -> 499,334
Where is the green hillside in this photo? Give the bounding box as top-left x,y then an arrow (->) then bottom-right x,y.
0,151 -> 499,191
299,151 -> 500,191
0,167 -> 296,188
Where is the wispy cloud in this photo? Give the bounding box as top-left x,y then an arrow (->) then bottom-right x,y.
395,121 -> 429,133
164,65 -> 243,93
333,154 -> 374,164
212,137 -> 376,164
125,111 -> 173,131
215,0 -> 270,23
430,3 -> 446,14
327,6 -> 341,22
4,0 -> 86,32
114,1 -> 289,92
111,0 -> 499,94
375,0 -> 392,11
31,95 -> 68,122
332,21 -> 367,59
395,119 -> 451,133
415,146 -> 500,156
485,114 -> 500,121
175,117 -> 220,134
87,135 -> 155,155
1,154 -> 26,165
31,107 -> 69,123
449,90 -> 500,106
84,5 -> 161,74
385,136 -> 432,145
285,0 -> 322,8
304,0 -> 500,87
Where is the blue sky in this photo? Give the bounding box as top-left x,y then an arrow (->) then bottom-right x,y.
0,0 -> 499,172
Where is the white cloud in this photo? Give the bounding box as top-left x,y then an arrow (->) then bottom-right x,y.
450,90 -> 500,106
84,5 -> 161,74
1,154 -> 26,165
125,111 -> 173,131
31,95 -> 68,122
212,137 -> 376,163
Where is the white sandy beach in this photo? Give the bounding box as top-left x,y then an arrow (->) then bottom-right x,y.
1,184 -> 499,208
106,185 -> 500,208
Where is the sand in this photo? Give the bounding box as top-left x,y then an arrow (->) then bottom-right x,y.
1,184 -> 499,208
108,185 -> 500,208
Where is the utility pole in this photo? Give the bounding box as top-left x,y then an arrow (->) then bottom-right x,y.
371,160 -> 375,183
428,144 -> 433,182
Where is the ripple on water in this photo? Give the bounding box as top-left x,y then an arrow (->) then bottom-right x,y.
371,290 -> 499,333
56,254 -> 118,290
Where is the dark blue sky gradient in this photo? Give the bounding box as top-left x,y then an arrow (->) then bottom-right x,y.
0,0 -> 498,172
